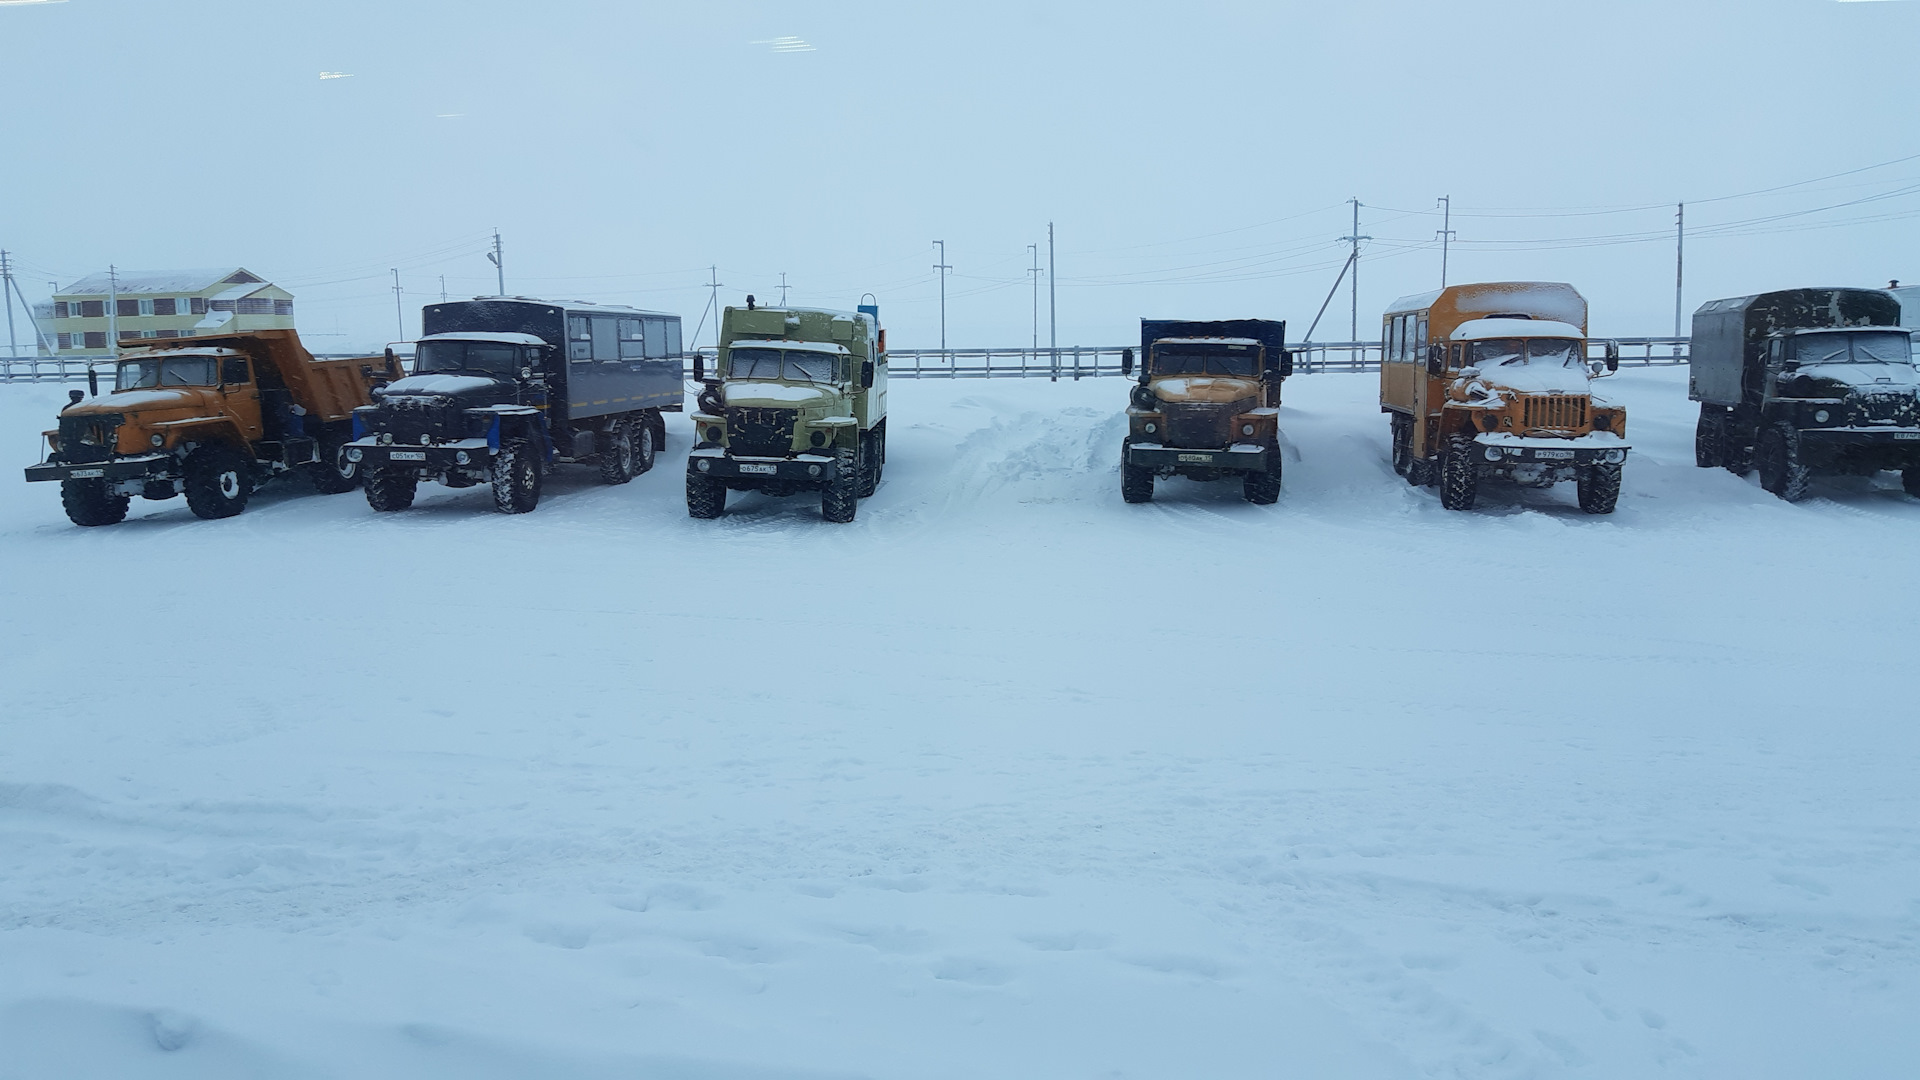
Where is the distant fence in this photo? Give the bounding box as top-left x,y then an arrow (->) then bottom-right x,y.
0,336 -> 1721,384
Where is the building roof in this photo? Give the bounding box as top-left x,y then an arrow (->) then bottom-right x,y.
61,268 -> 268,296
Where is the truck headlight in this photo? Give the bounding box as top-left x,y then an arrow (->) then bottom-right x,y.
808,464 -> 822,477
1144,422 -> 1157,434
150,434 -> 163,447
1813,409 -> 1830,424
1241,423 -> 1254,436
346,447 -> 363,462
696,458 -> 711,473
1484,446 -> 1502,462
455,450 -> 470,465
1605,449 -> 1626,464
420,434 -> 432,445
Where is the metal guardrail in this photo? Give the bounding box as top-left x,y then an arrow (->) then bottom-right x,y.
0,337 -> 1704,384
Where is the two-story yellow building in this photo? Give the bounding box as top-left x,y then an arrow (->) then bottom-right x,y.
52,268 -> 294,356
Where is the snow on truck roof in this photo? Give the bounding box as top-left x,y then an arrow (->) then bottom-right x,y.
418,332 -> 548,347
1452,318 -> 1584,341
1155,337 -> 1265,348
729,338 -> 851,355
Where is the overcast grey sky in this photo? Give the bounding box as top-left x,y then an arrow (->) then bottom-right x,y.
2,0 -> 1915,350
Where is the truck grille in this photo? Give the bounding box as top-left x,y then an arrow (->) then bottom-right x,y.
371,400 -> 465,444
1854,393 -> 1914,426
56,414 -> 122,463
726,406 -> 797,457
1162,400 -> 1249,448
1520,394 -> 1588,433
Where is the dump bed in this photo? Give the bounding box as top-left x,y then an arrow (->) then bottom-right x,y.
142,329 -> 397,421
1141,319 -> 1286,357
1689,288 -> 1900,406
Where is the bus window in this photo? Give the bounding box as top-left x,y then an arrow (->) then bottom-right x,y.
619,318 -> 646,359
643,317 -> 667,358
591,317 -> 619,361
1390,317 -> 1404,362
1415,316 -> 1428,357
568,315 -> 592,362
664,320 -> 682,357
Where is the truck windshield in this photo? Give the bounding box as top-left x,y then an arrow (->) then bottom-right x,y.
728,347 -> 837,382
1152,344 -> 1259,377
1468,338 -> 1583,367
1796,331 -> 1912,365
415,340 -> 525,374
115,355 -> 218,390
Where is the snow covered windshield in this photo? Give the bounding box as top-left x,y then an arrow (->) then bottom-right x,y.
115,355 -> 217,390
414,340 -> 525,375
727,347 -> 837,383
1795,331 -> 1911,365
1468,338 -> 1582,368
1153,344 -> 1259,377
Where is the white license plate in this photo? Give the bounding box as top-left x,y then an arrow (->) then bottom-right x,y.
739,462 -> 777,475
1178,453 -> 1214,463
390,450 -> 427,461
1533,449 -> 1573,460
1896,433 -> 1920,441
69,468 -> 105,478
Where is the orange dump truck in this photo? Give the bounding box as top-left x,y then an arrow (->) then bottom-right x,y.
24,329 -> 400,525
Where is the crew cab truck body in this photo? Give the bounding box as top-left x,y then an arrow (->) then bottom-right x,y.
686,301 -> 887,523
1119,319 -> 1291,504
348,298 -> 682,514
24,329 -> 395,525
1380,282 -> 1627,514
1690,287 -> 1919,500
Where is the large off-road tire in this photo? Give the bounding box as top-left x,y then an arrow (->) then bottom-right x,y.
1694,406 -> 1725,470
1723,419 -> 1756,478
492,440 -> 542,514
183,443 -> 254,520
60,478 -> 129,526
309,432 -> 361,494
687,470 -> 725,518
633,415 -> 657,476
822,445 -> 859,523
858,429 -> 885,497
1120,439 -> 1154,503
1757,421 -> 1811,503
1577,463 -> 1622,515
1243,443 -> 1282,504
364,467 -> 417,512
598,419 -> 637,485
1904,467 -> 1920,498
1439,434 -> 1478,512
1390,413 -> 1413,477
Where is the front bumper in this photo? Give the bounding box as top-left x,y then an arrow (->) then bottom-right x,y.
347,437 -> 493,471
1798,426 -> 1920,446
688,449 -> 840,482
1473,433 -> 1630,466
24,454 -> 171,484
1126,443 -> 1272,472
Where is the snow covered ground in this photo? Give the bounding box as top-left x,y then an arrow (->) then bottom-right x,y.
2,366 -> 1918,1080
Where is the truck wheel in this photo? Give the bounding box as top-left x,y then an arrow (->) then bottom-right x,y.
60,478 -> 130,526
1439,435 -> 1477,511
1243,443 -> 1282,504
1757,422 -> 1811,502
1390,413 -> 1412,477
597,419 -> 637,485
183,444 -> 254,519
687,470 -> 726,518
1577,463 -> 1622,514
364,467 -> 417,512
858,430 -> 882,497
633,416 -> 657,476
1694,406 -> 1725,469
1904,467 -> 1920,498
822,446 -> 859,523
1120,439 -> 1154,503
310,433 -> 361,494
492,440 -> 542,514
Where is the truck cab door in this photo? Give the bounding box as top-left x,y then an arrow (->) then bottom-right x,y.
219,356 -> 265,441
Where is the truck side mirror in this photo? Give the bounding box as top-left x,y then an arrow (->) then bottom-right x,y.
860,360 -> 874,389
87,367 -> 98,397
1426,343 -> 1445,376
1277,350 -> 1294,378
693,354 -> 705,382
1121,348 -> 1134,377
221,357 -> 249,384
1604,341 -> 1620,372
68,389 -> 84,406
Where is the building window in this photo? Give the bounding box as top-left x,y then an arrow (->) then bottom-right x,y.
236,297 -> 273,315
118,330 -> 141,342
84,332 -> 107,349
116,298 -> 139,318
141,330 -> 157,339
190,297 -> 207,315
273,300 -> 293,316
57,333 -> 72,350
80,300 -> 105,318
138,299 -> 154,316
154,297 -> 177,316
157,330 -> 179,339
54,302 -> 69,319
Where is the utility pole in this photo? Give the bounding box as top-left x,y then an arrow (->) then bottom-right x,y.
1340,199 -> 1371,342
1,250 -> 16,358
1048,222 -> 1057,382
8,271 -> 54,358
1027,243 -> 1041,362
778,272 -> 790,306
687,265 -> 724,352
439,275 -> 447,303
107,265 -> 119,358
391,269 -> 404,340
1436,195 -> 1456,287
487,229 -> 505,295
1674,203 -> 1685,344
932,240 -> 951,351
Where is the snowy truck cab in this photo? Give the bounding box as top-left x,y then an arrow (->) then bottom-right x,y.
1381,282 -> 1626,514
1690,288 -> 1920,500
349,298 -> 682,514
24,329 -> 396,525
1119,319 -> 1291,504
686,299 -> 887,523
